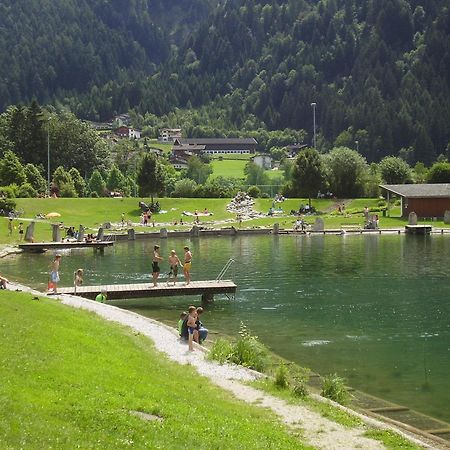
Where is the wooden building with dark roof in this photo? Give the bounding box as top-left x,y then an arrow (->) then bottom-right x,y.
380,184 -> 450,218
173,137 -> 257,154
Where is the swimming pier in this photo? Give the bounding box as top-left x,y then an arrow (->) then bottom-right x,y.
56,280 -> 237,303
18,241 -> 114,253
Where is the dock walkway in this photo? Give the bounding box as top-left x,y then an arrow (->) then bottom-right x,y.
56,280 -> 237,302
19,241 -> 114,253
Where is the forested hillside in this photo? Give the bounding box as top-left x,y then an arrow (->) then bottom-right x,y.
1,0 -> 449,163
0,0 -> 213,113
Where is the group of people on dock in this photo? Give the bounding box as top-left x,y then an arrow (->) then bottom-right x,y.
44,243 -> 194,295
151,245 -> 192,287
178,306 -> 208,351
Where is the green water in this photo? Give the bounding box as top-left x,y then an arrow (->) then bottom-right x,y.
2,234 -> 449,422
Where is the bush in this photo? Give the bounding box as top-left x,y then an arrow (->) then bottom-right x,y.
90,191 -> 99,198
292,377 -> 309,398
58,182 -> 78,198
321,373 -> 349,405
208,338 -> 234,364
230,324 -> 269,372
274,363 -> 289,389
17,183 -> 37,198
0,185 -> 18,198
208,323 -> 270,373
247,186 -> 261,198
0,197 -> 16,215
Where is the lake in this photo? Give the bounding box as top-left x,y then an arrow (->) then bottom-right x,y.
2,233 -> 449,422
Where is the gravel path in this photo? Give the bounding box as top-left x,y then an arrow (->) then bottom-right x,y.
9,283 -> 438,449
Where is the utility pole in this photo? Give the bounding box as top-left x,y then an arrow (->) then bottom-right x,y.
311,102 -> 317,150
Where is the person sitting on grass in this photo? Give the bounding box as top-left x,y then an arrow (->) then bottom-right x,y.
194,307 -> 208,344
95,290 -> 107,303
178,311 -> 187,337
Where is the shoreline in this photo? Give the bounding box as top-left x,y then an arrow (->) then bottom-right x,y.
2,281 -> 445,449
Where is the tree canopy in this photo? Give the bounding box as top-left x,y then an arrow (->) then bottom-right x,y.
291,148 -> 325,206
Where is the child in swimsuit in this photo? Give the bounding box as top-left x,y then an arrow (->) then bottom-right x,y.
186,305 -> 197,352
168,250 -> 181,285
75,268 -> 83,286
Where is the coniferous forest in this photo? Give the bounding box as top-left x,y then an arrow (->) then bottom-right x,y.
0,0 -> 449,163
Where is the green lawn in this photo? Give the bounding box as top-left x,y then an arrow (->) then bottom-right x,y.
210,153 -> 253,160
146,139 -> 173,155
265,168 -> 285,180
210,159 -> 247,179
0,291 -> 309,449
1,197 -> 448,246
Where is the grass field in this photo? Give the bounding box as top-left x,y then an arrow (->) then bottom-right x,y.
1,197 -> 448,246
209,159 -> 247,179
0,290 -> 309,449
146,139 -> 173,154
210,153 -> 253,160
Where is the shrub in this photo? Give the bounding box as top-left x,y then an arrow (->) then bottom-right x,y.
321,373 -> 349,405
59,181 -> 78,198
17,183 -> 37,198
90,191 -> 99,198
247,186 -> 261,198
291,368 -> 310,398
230,324 -> 269,372
208,323 -> 270,373
274,363 -> 289,389
0,185 -> 18,198
0,197 -> 16,215
208,338 -> 234,364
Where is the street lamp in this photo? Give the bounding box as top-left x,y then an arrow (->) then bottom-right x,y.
311,102 -> 317,150
355,140 -> 359,152
47,118 -> 50,197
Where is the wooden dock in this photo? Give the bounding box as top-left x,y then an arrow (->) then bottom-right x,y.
56,280 -> 237,302
405,225 -> 432,235
19,241 -> 114,253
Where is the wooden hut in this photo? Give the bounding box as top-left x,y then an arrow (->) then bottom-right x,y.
380,184 -> 450,218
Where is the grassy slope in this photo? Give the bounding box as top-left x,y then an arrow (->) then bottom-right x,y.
210,159 -> 247,179
0,291 -> 309,449
1,197 -> 447,246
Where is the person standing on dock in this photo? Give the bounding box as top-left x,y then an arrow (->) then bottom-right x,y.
74,268 -> 83,286
152,245 -> 163,287
168,250 -> 181,285
183,246 -> 192,285
49,254 -> 62,294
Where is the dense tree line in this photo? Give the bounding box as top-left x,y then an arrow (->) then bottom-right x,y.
0,0 -> 213,113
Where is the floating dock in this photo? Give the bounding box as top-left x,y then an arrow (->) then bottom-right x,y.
56,280 -> 237,303
18,241 -> 114,253
405,225 -> 432,235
